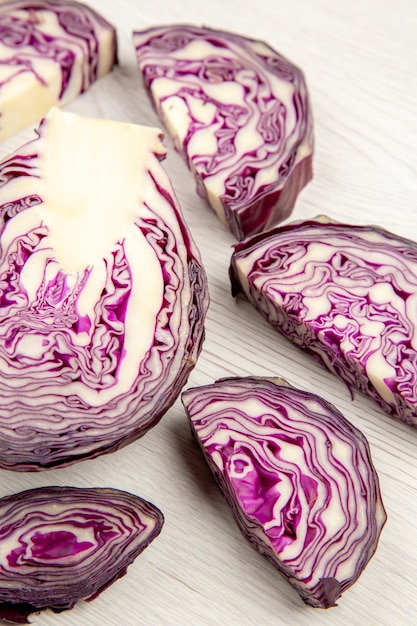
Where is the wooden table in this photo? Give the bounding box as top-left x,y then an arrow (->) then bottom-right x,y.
1,0 -> 416,624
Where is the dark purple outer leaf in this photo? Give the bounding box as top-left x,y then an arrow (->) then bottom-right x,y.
182,376 -> 386,608
133,24 -> 313,240
0,486 -> 163,623
230,216 -> 417,426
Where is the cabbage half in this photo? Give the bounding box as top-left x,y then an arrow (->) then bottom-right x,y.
182,376 -> 386,608
133,24 -> 313,240
0,0 -> 117,140
0,107 -> 209,470
230,216 -> 417,426
0,486 -> 163,623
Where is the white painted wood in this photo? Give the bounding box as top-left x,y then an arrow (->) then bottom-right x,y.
0,0 -> 416,624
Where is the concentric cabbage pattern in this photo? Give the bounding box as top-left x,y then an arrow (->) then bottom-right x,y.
133,25 -> 313,240
0,486 -> 163,623
182,377 -> 386,608
230,217 -> 417,426
0,116 -> 208,471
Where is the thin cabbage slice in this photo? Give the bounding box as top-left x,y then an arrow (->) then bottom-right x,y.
0,486 -> 163,623
182,376 -> 386,608
230,215 -> 417,426
0,0 -> 117,140
133,24 -> 313,240
0,107 -> 209,470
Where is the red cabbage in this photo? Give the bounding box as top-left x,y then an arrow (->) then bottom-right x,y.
230,215 -> 417,426
133,24 -> 313,240
0,107 -> 209,471
0,0 -> 117,140
182,376 -> 386,608
0,486 -> 163,623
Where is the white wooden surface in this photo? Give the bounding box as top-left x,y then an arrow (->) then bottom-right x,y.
1,0 -> 417,624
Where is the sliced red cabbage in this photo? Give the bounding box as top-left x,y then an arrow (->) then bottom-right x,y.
182,376 -> 386,608
0,0 -> 117,140
230,215 -> 417,426
0,486 -> 163,623
133,24 -> 313,240
0,106 -> 209,471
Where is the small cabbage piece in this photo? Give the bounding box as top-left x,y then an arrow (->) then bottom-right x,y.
0,0 -> 117,140
0,106 -> 208,471
230,215 -> 417,426
0,486 -> 163,623
182,376 -> 386,608
133,24 -> 313,240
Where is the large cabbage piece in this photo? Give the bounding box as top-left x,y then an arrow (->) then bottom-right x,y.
182,376 -> 386,608
0,107 -> 208,470
133,25 -> 313,241
230,216 -> 417,426
0,486 -> 163,623
0,0 -> 117,140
